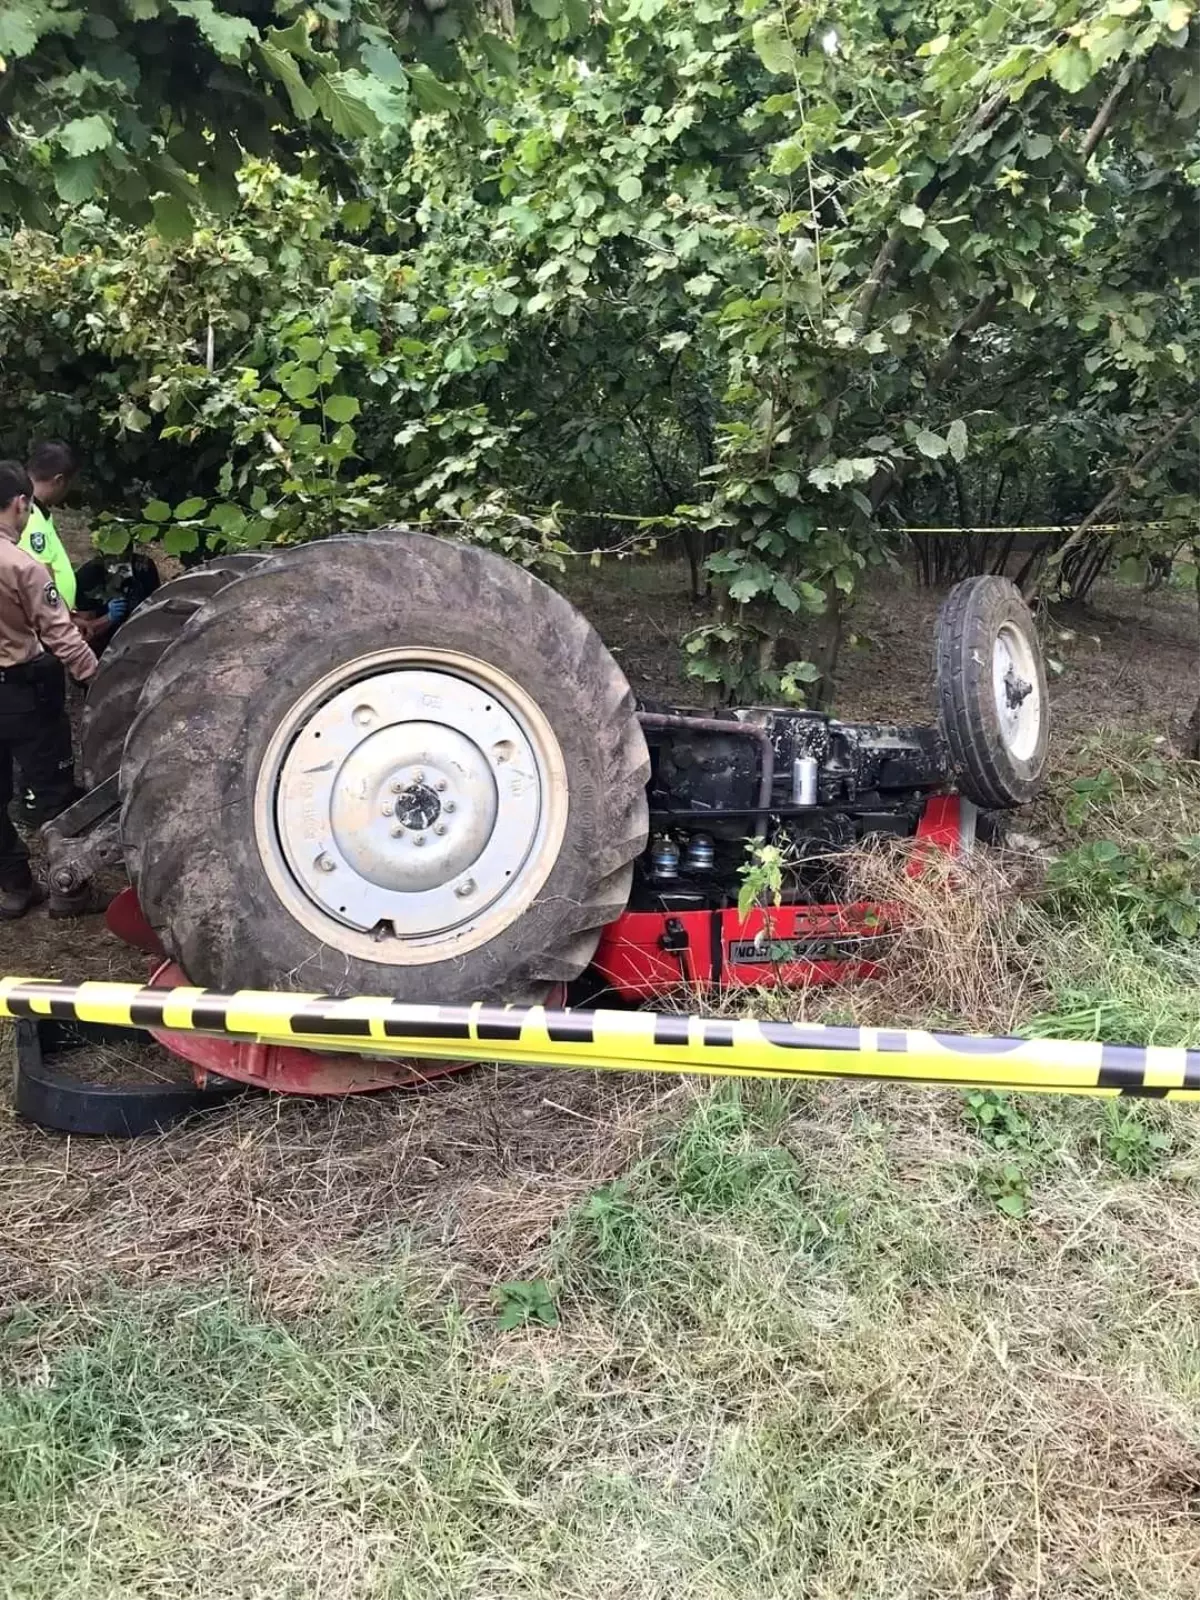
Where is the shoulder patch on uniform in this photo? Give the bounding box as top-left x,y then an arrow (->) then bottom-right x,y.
44,582 -> 59,608
30,531 -> 46,554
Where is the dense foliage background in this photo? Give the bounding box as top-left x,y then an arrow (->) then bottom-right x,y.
1,0 -> 1197,701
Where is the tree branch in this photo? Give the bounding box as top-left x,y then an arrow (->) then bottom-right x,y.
928,287 -> 1002,390
1082,60 -> 1137,159
1038,398 -> 1200,590
854,92 -> 1012,328
866,287 -> 1003,514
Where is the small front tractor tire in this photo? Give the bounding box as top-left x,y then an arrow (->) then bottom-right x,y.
935,575 -> 1049,810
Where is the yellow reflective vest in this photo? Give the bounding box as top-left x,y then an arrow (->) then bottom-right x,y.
19,502 -> 76,610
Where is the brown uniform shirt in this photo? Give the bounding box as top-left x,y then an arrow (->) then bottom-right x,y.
0,526 -> 98,683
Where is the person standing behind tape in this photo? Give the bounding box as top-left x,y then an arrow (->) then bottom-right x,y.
0,461 -> 99,920
19,440 -> 77,611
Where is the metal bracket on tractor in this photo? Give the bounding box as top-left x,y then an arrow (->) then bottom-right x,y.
43,774 -> 122,901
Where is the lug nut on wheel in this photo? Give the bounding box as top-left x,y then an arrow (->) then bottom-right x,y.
455,878 -> 476,898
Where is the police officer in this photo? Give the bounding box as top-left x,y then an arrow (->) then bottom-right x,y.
20,440 -> 77,609
0,460 -> 99,919
22,443 -> 162,640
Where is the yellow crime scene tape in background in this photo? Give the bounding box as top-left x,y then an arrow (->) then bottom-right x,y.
1,977 -> 1197,1100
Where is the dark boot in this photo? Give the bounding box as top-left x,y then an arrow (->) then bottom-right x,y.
49,881 -> 114,919
0,881 -> 45,920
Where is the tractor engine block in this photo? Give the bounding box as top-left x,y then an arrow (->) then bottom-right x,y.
635,706 -> 952,911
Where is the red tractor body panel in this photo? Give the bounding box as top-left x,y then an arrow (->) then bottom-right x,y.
104,795 -> 967,1097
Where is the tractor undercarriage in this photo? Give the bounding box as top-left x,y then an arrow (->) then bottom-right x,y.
27,531 -> 1048,1108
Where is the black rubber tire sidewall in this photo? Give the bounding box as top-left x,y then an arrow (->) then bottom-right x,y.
935,576 -> 1049,810
121,531 -> 649,1002
81,558 -> 269,786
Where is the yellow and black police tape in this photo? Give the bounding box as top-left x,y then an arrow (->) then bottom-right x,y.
1,976 -> 1197,1100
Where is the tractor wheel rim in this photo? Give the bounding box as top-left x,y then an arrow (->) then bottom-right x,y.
992,623 -> 1041,763
254,649 -> 568,964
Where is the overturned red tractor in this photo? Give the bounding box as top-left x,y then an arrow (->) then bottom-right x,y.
46,531 -> 1048,1094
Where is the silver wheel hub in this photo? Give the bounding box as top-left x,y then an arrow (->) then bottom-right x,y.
992,624 -> 1041,763
331,721 -> 500,895
255,654 -> 568,962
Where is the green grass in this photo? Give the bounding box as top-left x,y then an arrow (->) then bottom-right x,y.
3,1074 -> 1199,1599
2,727 -> 1198,1597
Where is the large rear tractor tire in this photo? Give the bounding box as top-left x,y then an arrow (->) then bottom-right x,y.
81,555 -> 269,786
934,575 -> 1049,810
120,530 -> 650,1002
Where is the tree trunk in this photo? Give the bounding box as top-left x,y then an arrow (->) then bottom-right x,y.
812,588 -> 844,710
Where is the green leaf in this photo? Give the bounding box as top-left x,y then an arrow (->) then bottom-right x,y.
996,1192 -> 1028,1218
163,523 -> 202,557
95,522 -> 135,555
58,115 -> 113,158
898,203 -> 926,228
312,71 -> 382,138
1024,132 -> 1052,159
53,156 -> 102,205
947,418 -> 968,462
292,336 -> 324,363
282,367 -> 320,400
339,199 -> 372,231
729,569 -> 770,604
617,174 -> 643,202
1164,0 -> 1192,28
407,64 -> 460,115
264,18 -> 324,63
151,193 -> 193,239
143,500 -> 172,524
784,658 -> 822,682
323,394 -> 360,423
1049,44 -> 1092,93
0,8 -> 41,55
770,138 -> 805,176
530,0 -> 561,14
493,290 -> 520,316
479,33 -> 519,76
920,222 -> 949,255
173,496 -> 206,519
358,36 -> 408,87
258,42 -> 318,119
914,429 -> 949,460
170,0 -> 258,59
773,576 -> 802,613
206,503 -> 246,535
752,18 -> 796,75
